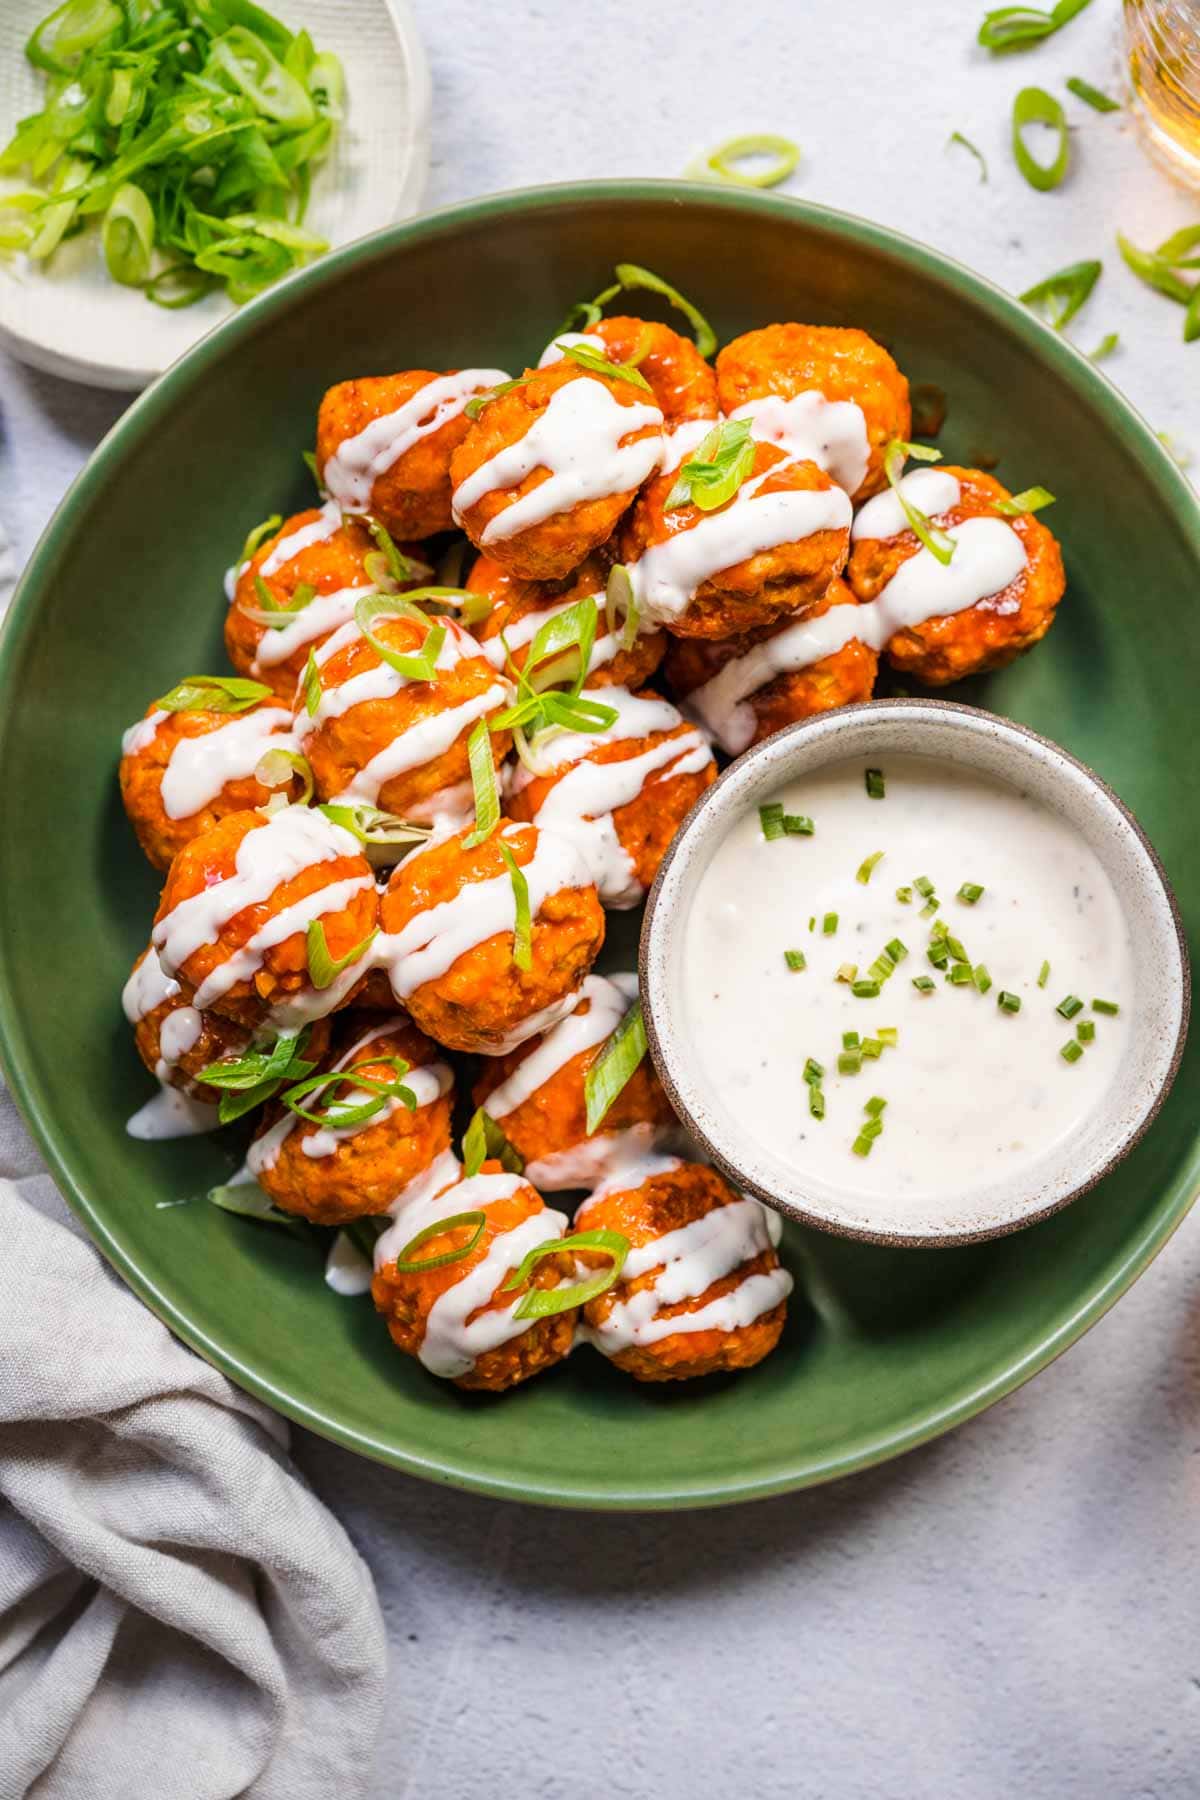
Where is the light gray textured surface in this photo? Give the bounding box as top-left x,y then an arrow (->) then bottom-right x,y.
2,2 -> 1199,1794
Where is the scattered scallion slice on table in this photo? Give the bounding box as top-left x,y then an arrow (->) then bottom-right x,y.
1020,260 -> 1102,331
856,851 -> 884,884
948,131 -> 988,182
1011,87 -> 1070,192
1066,76 -> 1119,113
784,950 -> 807,972
977,0 -> 1093,53
691,133 -> 800,190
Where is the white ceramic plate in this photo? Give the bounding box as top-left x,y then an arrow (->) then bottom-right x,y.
0,0 -> 431,389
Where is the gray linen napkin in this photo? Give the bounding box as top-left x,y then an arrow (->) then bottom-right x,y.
0,1088 -> 386,1799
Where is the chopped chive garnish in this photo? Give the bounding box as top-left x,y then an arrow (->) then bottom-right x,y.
865,1096 -> 887,1118
851,1134 -> 873,1157
860,1118 -> 883,1142
1037,960 -> 1051,988
945,933 -> 968,963
885,938 -> 908,963
823,913 -> 838,935
1089,333 -> 1120,363
867,955 -> 894,983
836,963 -> 858,983
957,882 -> 985,904
974,964 -> 993,995
808,1085 -> 826,1120
865,768 -> 886,799
928,941 -> 950,970
948,131 -> 988,183
857,850 -> 885,884
912,976 -> 936,993
1066,76 -> 1119,113
931,919 -> 949,940
1077,1019 -> 1096,1043
809,916 -> 816,932
920,897 -> 940,918
947,963 -> 974,986
1056,995 -> 1084,1019
803,1057 -> 825,1083
1093,998 -> 1120,1016
1020,259 -> 1102,333
914,876 -> 935,897
896,886 -> 913,905
838,1051 -> 862,1076
877,1027 -> 899,1048
759,802 -> 785,840
783,814 -> 815,836
784,949 -> 807,971
842,1032 -> 860,1050
998,991 -> 1022,1014
861,1038 -> 883,1060
1061,1039 -> 1084,1063
851,980 -> 882,999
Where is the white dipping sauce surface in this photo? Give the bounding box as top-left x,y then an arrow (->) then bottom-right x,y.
682,753 -> 1133,1211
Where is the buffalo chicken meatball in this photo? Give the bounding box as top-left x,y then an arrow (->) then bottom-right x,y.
378,821 -> 604,1054
577,1161 -> 793,1381
716,322 -> 911,502
371,1154 -> 577,1390
472,973 -> 679,1190
450,361 -> 664,581
621,441 -> 852,640
505,687 -> 716,909
225,504 -> 384,700
317,368 -> 508,539
152,804 -> 379,1028
120,692 -> 301,872
666,576 -> 877,755
847,465 -> 1066,685
123,947 -> 251,1098
542,315 -> 717,426
296,612 -> 511,825
248,1015 -> 454,1225
469,550 -> 666,691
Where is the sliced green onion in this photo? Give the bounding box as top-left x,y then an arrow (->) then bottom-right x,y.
584,999 -> 647,1134
502,1227 -> 631,1320
695,133 -> 800,189
949,131 -> 988,182
1157,432 -> 1192,470
1092,997 -> 1120,1016
354,593 -> 445,683
957,882 -> 985,904
856,850 -> 884,885
914,876 -> 936,897
864,1096 -> 887,1118
1117,232 -> 1194,306
464,375 -> 532,422
462,718 -> 500,850
497,840 -> 532,973
208,1182 -> 306,1231
1066,76 -> 1119,112
281,1056 -> 415,1129
803,1057 -> 825,1083
665,420 -> 756,513
1020,260 -> 1102,331
978,0 -> 1093,54
1056,994 -> 1083,1019
836,963 -> 859,984
197,1028 -> 315,1124
945,933 -> 968,962
838,1050 -> 862,1076
603,562 -> 641,653
842,1032 -> 860,1050
851,1134 -> 874,1157
920,896 -> 940,919
885,939 -> 908,963
823,913 -> 838,936
867,955 -> 894,983
865,768 -> 886,799
860,1038 -> 883,1060
256,747 -> 314,805
1089,333 -> 1120,363
860,1117 -> 883,1140
998,991 -> 1022,1014
564,262 -> 716,360
808,1084 -> 826,1120
1038,960 -> 1051,987
912,975 -> 936,993
102,182 -> 154,285
974,964 -> 993,994
896,886 -> 913,905
851,980 -> 881,999
928,941 -> 950,970
306,920 -> 377,990
1185,288 -> 1200,345
877,1027 -> 899,1048
1012,87 -> 1070,192
759,803 -> 785,840
318,802 -> 431,851
155,674 -> 272,715
883,440 -> 955,565
239,513 -> 283,566
1060,1039 -> 1084,1063
394,1210 -> 487,1274
302,650 -> 322,717
462,1105 -> 525,1179
560,340 -> 652,393
1077,1019 -> 1096,1043
783,814 -> 814,837
784,949 -> 807,972
947,964 -> 975,986
996,486 -> 1056,518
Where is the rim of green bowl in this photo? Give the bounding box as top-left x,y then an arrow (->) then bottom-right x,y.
3,179 -> 1200,1510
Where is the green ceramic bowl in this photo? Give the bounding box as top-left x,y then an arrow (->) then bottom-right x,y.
2,181 -> 1198,1510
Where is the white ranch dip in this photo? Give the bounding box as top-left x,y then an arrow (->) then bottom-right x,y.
683,753 -> 1132,1208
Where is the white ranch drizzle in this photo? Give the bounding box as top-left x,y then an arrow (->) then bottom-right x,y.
537,332 -> 604,367
247,1016 -> 451,1174
122,953 -> 180,1022
451,379 -> 664,544
260,499 -> 342,577
630,483 -> 853,627
252,585 -> 369,671
324,1231 -> 374,1296
152,707 -> 297,820
122,710 -> 167,756
577,1189 -> 791,1356
685,485 -> 1030,753
299,615 -> 477,731
851,467 -> 961,541
506,687 -> 713,908
659,416 -> 719,474
526,1123 -> 675,1194
731,392 -> 870,496
126,1083 -> 217,1140
323,370 -> 510,513
376,1165 -> 570,1379
483,973 -> 628,1120
159,1006 -> 202,1064
377,823 -> 590,1006
331,684 -> 508,809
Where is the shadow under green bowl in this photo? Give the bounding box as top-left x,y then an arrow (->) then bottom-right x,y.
1,180 -> 1198,1509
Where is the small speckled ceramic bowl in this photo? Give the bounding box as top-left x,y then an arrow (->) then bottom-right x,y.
641,700 -> 1190,1247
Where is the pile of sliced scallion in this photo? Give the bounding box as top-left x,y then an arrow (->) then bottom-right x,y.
0,0 -> 343,306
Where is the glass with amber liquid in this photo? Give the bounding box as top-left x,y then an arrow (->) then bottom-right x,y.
1125,1 -> 1200,189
